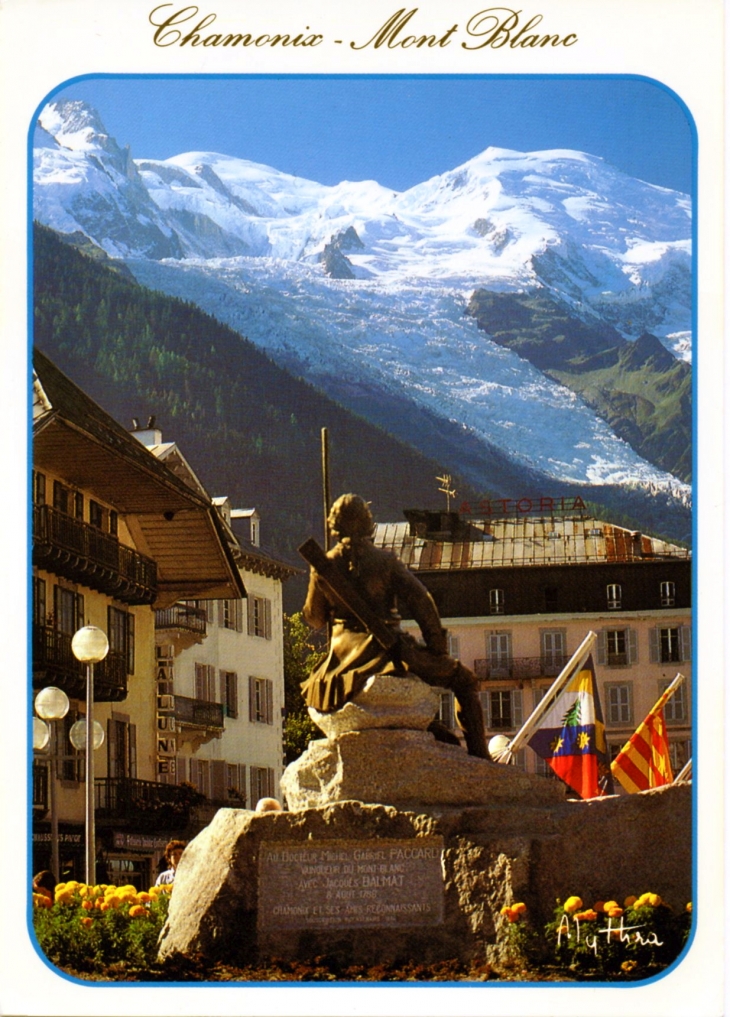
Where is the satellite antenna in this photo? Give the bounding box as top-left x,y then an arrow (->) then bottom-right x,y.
435,473 -> 457,512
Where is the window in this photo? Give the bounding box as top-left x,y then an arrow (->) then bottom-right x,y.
249,676 -> 274,724
53,480 -> 70,515
597,628 -> 637,668
60,710 -> 84,782
108,606 -> 135,674
226,763 -> 247,805
481,689 -> 523,731
194,663 -> 217,703
489,588 -> 505,615
659,679 -> 687,723
659,581 -> 676,607
447,634 -> 460,659
219,599 -> 243,631
541,630 -> 566,674
220,670 -> 238,718
189,757 -> 210,797
668,739 -> 691,773
33,576 -> 46,627
544,586 -> 559,612
33,471 -> 46,505
606,584 -> 622,610
438,692 -> 454,729
606,683 -> 633,726
649,626 -> 691,664
247,596 -> 272,639
486,631 -> 512,678
53,585 -> 84,635
250,766 -> 275,804
109,510 -> 118,537
107,716 -> 137,779
89,500 -> 104,529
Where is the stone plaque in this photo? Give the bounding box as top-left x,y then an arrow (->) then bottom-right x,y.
258,837 -> 445,930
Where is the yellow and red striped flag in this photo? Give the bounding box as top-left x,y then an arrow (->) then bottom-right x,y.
610,677 -> 684,793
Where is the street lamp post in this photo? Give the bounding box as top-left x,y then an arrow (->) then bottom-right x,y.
34,686 -> 70,882
71,626 -> 109,886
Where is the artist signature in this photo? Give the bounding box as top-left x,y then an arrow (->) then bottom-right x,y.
556,914 -> 663,957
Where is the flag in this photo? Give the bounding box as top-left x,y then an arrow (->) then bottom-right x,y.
611,688 -> 675,793
528,655 -> 613,799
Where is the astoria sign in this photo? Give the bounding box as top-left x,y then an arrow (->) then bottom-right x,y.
458,494 -> 588,517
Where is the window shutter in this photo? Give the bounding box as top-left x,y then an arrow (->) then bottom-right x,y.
249,767 -> 257,806
679,626 -> 692,662
217,600 -> 224,627
596,630 -> 607,666
107,719 -> 118,778
512,690 -> 523,729
177,756 -> 187,783
236,600 -> 243,632
211,760 -> 226,802
248,676 -> 255,722
129,724 -> 137,779
267,768 -> 276,799
628,629 -> 638,664
448,634 -> 460,658
246,598 -> 253,635
128,613 -> 135,674
266,680 -> 274,724
649,627 -> 659,663
265,599 -> 272,640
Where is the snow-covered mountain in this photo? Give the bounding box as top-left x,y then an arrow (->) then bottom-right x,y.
33,99 -> 693,513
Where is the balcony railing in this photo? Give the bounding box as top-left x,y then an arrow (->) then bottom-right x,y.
173,695 -> 225,730
95,777 -> 196,829
474,655 -> 570,681
33,504 -> 157,605
33,624 -> 128,701
155,604 -> 207,637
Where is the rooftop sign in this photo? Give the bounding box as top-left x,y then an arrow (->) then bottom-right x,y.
459,495 -> 588,518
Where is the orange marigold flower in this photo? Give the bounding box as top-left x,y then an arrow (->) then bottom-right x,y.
607,906 -> 624,919
621,960 -> 638,972
563,896 -> 583,913
602,900 -> 619,912
511,902 -> 527,915
575,909 -> 598,922
129,905 -> 147,918
593,900 -> 605,913
81,900 -> 94,911
137,892 -> 152,903
624,895 -> 637,908
80,916 -> 93,928
647,893 -> 662,907
686,902 -> 693,912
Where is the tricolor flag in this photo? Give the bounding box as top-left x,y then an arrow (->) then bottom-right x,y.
610,679 -> 683,793
527,655 -> 612,799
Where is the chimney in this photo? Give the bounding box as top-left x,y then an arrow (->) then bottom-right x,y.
130,415 -> 162,447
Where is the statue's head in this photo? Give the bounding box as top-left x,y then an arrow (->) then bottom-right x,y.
328,494 -> 374,540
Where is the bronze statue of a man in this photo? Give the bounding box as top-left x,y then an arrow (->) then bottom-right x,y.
301,494 -> 488,759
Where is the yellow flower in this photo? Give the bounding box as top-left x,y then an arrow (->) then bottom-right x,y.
563,896 -> 583,913
129,905 -> 148,918
511,902 -> 527,915
575,909 -> 598,922
602,900 -> 619,912
686,902 -> 693,912
621,960 -> 638,972
624,895 -> 637,908
137,891 -> 152,903
607,906 -> 624,919
647,893 -> 662,907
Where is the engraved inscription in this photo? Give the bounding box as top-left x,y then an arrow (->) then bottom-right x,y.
258,838 -> 445,930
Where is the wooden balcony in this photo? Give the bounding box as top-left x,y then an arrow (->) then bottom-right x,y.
474,655 -> 570,681
155,603 -> 207,650
33,504 -> 157,605
33,624 -> 128,701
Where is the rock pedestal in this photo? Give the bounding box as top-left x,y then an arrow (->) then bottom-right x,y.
157,675 -> 692,970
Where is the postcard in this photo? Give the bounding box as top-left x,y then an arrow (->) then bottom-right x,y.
0,1 -> 725,1014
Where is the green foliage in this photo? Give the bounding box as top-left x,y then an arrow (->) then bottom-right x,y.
282,612 -> 327,762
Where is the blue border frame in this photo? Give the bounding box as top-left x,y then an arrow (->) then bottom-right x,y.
27,72 -> 698,990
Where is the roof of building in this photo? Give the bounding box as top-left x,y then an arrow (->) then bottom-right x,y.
373,512 -> 690,571
33,348 -> 246,606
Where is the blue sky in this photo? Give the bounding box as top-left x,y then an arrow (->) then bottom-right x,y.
46,76 -> 694,194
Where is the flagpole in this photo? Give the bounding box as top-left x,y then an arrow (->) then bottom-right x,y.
673,758 -> 692,783
493,630 -> 597,763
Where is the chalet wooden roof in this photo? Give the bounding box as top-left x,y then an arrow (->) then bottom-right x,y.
373,515 -> 690,571
33,349 -> 245,606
